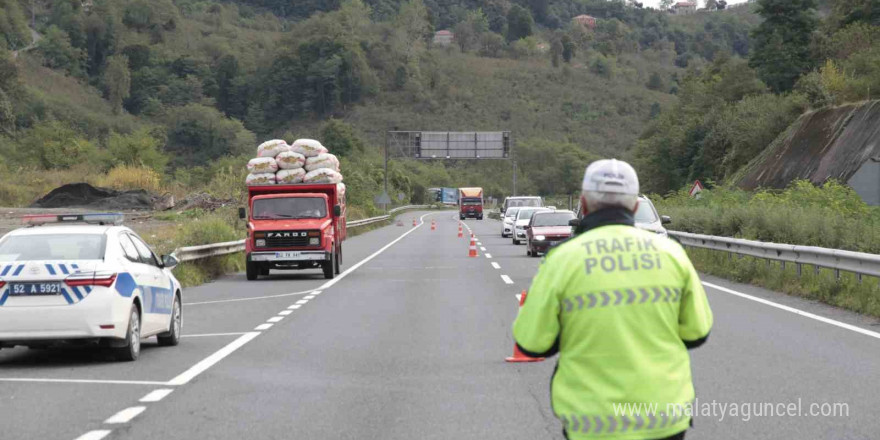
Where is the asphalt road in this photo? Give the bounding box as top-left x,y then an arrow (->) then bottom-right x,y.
1,212 -> 879,439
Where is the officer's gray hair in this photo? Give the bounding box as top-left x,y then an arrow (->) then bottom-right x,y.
582,190 -> 638,213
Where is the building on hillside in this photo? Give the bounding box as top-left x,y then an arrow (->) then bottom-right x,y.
671,2 -> 697,14
736,101 -> 880,205
433,30 -> 454,46
573,15 -> 597,29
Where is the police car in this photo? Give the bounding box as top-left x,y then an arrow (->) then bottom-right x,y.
0,213 -> 183,361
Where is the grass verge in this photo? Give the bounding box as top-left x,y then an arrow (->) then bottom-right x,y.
687,247 -> 880,318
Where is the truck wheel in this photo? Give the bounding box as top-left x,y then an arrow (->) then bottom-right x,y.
323,252 -> 336,280
260,266 -> 270,276
246,261 -> 259,281
334,248 -> 341,275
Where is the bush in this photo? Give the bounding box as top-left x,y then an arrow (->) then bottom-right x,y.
97,165 -> 162,192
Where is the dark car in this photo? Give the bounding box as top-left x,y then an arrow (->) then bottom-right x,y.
526,210 -> 577,257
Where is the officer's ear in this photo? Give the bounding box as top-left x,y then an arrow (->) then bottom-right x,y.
579,195 -> 589,216
631,200 -> 640,214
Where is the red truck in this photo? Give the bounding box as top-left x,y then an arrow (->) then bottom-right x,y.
458,187 -> 484,220
240,183 -> 347,281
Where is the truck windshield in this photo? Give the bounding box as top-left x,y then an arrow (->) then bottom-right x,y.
507,198 -> 541,209
253,197 -> 327,219
461,198 -> 482,205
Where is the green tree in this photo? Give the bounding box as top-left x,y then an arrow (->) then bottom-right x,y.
749,0 -> 818,93
215,54 -> 239,115
506,5 -> 533,42
550,39 -> 562,67
104,55 -> 131,114
561,34 -> 575,63
36,25 -> 86,77
705,0 -> 718,10
660,0 -> 675,9
105,128 -> 169,172
164,104 -> 256,166
0,0 -> 31,50
454,8 -> 488,52
18,121 -> 98,169
321,119 -> 364,157
646,72 -> 665,91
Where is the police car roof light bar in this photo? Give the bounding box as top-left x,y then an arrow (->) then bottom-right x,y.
23,213 -> 125,226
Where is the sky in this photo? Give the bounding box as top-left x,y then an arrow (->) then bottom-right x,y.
640,0 -> 750,8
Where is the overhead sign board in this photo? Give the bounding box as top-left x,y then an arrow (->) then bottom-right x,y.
387,131 -> 511,160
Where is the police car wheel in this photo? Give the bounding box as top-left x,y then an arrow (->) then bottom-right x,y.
157,295 -> 182,347
114,306 -> 141,362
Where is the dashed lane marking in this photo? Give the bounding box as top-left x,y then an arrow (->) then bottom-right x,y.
501,275 -> 514,284
166,332 -> 261,386
279,310 -> 293,316
304,295 -> 316,300
296,299 -> 309,305
181,332 -> 248,338
105,406 -> 146,424
267,316 -> 284,323
288,304 -> 302,310
491,262 -> 501,270
485,253 -> 492,259
74,430 -> 111,440
311,291 -> 323,295
254,324 -> 273,331
480,247 -> 486,251
139,389 -> 173,403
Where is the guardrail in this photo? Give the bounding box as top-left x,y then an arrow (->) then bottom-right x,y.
669,231 -> 880,281
173,205 -> 431,262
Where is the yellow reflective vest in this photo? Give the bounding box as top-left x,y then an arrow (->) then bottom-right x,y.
513,224 -> 713,440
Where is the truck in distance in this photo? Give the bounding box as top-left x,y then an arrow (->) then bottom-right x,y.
458,187 -> 484,220
240,183 -> 346,281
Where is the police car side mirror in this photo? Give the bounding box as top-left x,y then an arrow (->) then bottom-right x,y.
661,215 -> 672,225
568,219 -> 580,228
161,254 -> 180,270
238,207 -> 247,220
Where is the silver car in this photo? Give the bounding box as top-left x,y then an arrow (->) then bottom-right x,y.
635,196 -> 671,237
501,207 -> 521,238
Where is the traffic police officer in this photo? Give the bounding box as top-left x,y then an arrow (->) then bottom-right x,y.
513,159 -> 713,440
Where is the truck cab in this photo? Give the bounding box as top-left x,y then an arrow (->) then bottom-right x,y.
458,187 -> 484,220
242,184 -> 346,280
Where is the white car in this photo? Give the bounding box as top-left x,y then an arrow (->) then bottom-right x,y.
0,213 -> 183,361
501,207 -> 521,238
512,207 -> 552,245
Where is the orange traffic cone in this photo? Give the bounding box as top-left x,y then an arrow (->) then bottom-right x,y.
431,220 -> 436,231
457,224 -> 463,238
506,291 -> 545,363
468,237 -> 478,258
412,218 -> 417,227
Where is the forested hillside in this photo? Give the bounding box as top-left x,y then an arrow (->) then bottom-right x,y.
0,0 -> 760,212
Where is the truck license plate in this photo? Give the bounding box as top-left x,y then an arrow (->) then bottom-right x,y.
275,252 -> 301,259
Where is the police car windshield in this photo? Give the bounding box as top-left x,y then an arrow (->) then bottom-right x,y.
253,197 -> 327,219
533,212 -> 575,227
0,233 -> 106,261
635,200 -> 658,223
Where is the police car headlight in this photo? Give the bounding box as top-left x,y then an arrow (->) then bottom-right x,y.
535,235 -> 546,241
309,238 -> 320,245
255,239 -> 266,247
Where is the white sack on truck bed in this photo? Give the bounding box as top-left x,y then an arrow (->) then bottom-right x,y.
304,153 -> 340,172
247,157 -> 279,174
276,168 -> 306,184
246,173 -> 276,186
257,139 -> 289,158
290,139 -> 328,157
303,168 -> 343,184
276,151 -> 306,170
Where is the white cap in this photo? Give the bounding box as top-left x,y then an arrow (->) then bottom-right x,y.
582,159 -> 639,196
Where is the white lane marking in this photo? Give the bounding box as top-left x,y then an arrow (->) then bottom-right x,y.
278,310 -> 293,316
288,304 -> 301,310
516,293 -> 522,302
0,378 -> 167,386
485,253 -> 493,259
704,282 -> 880,341
311,291 -> 323,295
478,242 -> 483,246
105,406 -> 146,424
501,275 -> 514,284
491,262 -> 501,270
304,295 -> 316,300
167,332 -> 261,386
295,299 -> 309,305
181,332 -> 248,338
74,430 -> 112,440
184,290 -> 315,306
267,316 -> 284,323
139,389 -> 174,403
254,324 -> 273,331
480,247 -> 486,251
319,212 -> 438,290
